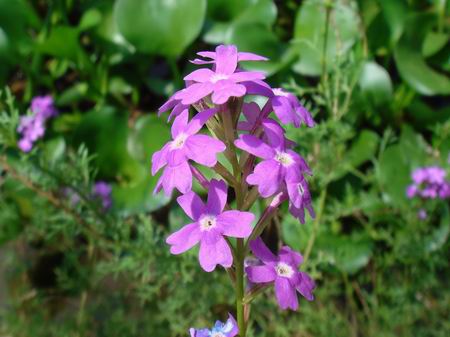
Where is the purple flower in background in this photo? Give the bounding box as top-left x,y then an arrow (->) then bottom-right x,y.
174,45 -> 266,105
166,180 -> 254,272
406,166 -> 450,201
246,238 -> 315,311
189,314 -> 238,337
30,95 -> 58,119
235,121 -> 311,198
17,95 -> 57,152
418,209 -> 427,220
92,181 -> 112,209
152,108 -> 225,196
271,88 -> 315,128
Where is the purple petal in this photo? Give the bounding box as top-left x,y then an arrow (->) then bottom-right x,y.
190,58 -> 215,65
211,80 -> 246,105
234,135 -> 274,159
167,147 -> 187,166
178,83 -> 214,105
158,96 -> 178,116
296,105 -> 315,127
249,237 -> 277,263
216,210 -> 254,238
275,277 -> 298,310
166,223 -> 201,254
167,103 -> 188,121
184,68 -> 215,82
199,236 -> 233,272
206,179 -> 228,214
177,191 -> 206,220
295,272 -> 315,301
151,143 -> 169,175
171,109 -> 189,138
242,80 -> 274,97
185,134 -> 226,167
185,107 -> 218,135
262,119 -> 286,149
246,160 -> 283,197
279,246 -> 304,268
197,51 -> 215,59
238,52 -> 268,62
215,45 -> 238,75
224,314 -> 239,337
272,96 -> 300,126
160,162 -> 192,196
229,71 -> 266,83
246,265 -> 276,283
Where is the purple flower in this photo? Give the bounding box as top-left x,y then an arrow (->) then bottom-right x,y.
190,49 -> 268,65
166,180 -> 254,272
152,108 -> 225,196
407,166 -> 450,200
271,88 -> 314,128
92,181 -> 112,209
17,95 -> 57,152
235,121 -> 311,198
173,45 -> 266,105
246,238 -> 315,310
286,175 -> 315,224
30,95 -> 58,119
189,314 -> 238,337
418,209 -> 427,220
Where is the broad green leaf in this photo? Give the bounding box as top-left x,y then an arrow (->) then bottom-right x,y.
347,130 -> 379,167
114,0 -> 206,57
377,126 -> 427,205
393,13 -> 450,95
359,61 -> 393,106
292,0 -> 359,76
317,231 -> 373,274
422,31 -> 449,57
378,0 -> 408,44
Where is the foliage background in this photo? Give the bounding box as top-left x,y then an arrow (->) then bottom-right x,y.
0,0 -> 449,336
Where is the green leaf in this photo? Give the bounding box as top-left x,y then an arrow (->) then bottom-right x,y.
114,0 -> 206,56
393,13 -> 450,95
43,137 -> 66,167
422,31 -> 449,57
317,231 -> 373,274
359,61 -> 393,106
377,126 -> 427,205
424,205 -> 449,253
292,0 -> 359,76
347,130 -> 379,167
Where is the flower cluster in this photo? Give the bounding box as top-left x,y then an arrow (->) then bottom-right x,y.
17,95 -> 57,152
406,166 -> 450,200
92,181 -> 113,210
63,181 -> 113,210
151,45 -> 316,334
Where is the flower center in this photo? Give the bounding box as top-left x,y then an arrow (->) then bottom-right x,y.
199,215 -> 217,231
210,73 -> 229,83
273,88 -> 289,97
276,262 -> 294,278
171,133 -> 187,149
275,151 -> 294,167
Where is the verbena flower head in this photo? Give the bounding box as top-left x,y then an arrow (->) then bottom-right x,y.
152,44 -> 317,334
152,108 -> 226,196
246,238 -> 315,311
406,166 -> 450,200
92,181 -> 113,210
189,314 -> 238,337
166,179 -> 254,272
17,95 -> 57,152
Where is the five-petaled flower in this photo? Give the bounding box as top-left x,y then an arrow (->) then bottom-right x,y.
166,179 -> 254,272
152,108 -> 225,196
246,238 -> 315,311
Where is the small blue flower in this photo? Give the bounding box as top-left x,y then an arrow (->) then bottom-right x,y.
189,314 -> 238,337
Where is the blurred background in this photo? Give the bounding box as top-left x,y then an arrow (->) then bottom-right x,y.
0,0 -> 449,336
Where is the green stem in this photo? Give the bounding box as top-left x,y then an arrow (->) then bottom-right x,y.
236,238 -> 246,336
304,187 -> 327,262
321,1 -> 332,79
